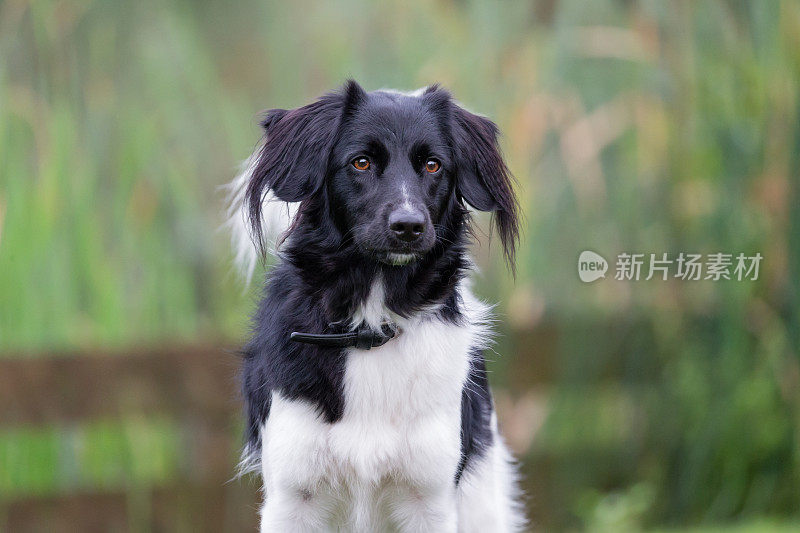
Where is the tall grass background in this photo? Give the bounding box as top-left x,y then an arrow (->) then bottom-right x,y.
1,0 -> 800,530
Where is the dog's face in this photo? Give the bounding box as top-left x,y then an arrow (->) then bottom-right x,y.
328,91 -> 452,264
246,81 -> 518,267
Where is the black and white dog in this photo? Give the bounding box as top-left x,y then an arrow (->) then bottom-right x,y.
227,80 -> 524,532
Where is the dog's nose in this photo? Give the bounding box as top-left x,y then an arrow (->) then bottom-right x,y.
389,209 -> 426,242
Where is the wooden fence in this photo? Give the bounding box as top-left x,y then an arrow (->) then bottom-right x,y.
0,346 -> 259,532
0,328 -> 561,531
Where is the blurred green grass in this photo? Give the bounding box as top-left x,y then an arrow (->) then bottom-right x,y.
0,417 -> 180,497
1,0 -> 800,530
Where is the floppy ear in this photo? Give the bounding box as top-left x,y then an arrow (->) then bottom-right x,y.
245,80 -> 367,249
450,100 -> 520,268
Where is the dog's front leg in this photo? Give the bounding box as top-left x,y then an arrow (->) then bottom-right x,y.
389,483 -> 459,533
259,485 -> 335,533
259,394 -> 335,532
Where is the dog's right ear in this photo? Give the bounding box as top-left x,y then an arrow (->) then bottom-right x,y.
245,80 -> 367,248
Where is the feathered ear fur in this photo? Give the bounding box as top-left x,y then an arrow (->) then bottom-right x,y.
245,79 -> 367,253
428,86 -> 519,269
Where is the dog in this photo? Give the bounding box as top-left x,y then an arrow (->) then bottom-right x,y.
227,80 -> 525,532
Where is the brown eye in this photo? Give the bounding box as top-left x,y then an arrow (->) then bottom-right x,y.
425,159 -> 441,173
352,157 -> 370,171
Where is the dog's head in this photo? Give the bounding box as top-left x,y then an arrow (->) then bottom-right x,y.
246,80 -> 518,267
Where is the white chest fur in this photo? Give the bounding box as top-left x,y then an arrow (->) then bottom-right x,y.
331,306 -> 472,485
259,280 -> 493,531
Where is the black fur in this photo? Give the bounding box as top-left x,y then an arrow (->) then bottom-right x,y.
240,80 -> 518,483
456,347 -> 495,483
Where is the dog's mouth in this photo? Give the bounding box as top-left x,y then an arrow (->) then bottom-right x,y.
377,251 -> 418,266
359,238 -> 429,266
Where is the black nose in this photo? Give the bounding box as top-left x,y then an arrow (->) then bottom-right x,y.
389,209 -> 426,242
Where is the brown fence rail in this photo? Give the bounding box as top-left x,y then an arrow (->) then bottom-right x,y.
0,346 -> 259,533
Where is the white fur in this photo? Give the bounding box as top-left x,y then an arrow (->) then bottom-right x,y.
400,182 -> 413,211
258,279 -> 524,532
385,253 -> 416,266
457,412 -> 526,532
224,149 -> 297,283
376,87 -> 429,98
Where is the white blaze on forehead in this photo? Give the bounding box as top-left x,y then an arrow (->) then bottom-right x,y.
400,183 -> 413,210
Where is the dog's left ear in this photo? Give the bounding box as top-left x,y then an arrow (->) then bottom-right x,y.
441,91 -> 520,269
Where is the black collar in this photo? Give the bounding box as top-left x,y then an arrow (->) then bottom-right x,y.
290,322 -> 399,350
